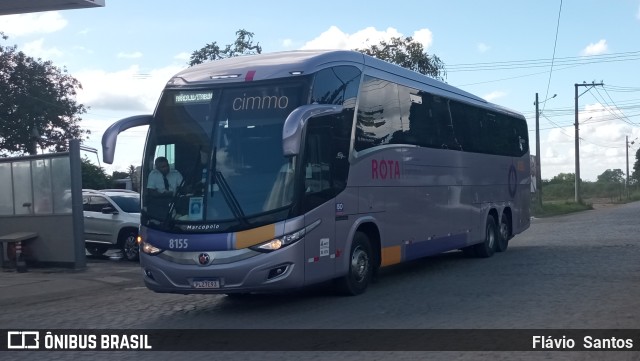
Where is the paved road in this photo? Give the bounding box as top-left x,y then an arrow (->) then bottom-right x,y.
2,202 -> 639,360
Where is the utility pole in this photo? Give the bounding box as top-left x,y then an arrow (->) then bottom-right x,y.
534,93 -> 555,208
627,136 -> 638,198
574,81 -> 604,204
535,93 -> 541,208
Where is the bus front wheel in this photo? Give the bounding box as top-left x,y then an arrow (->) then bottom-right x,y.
335,232 -> 373,296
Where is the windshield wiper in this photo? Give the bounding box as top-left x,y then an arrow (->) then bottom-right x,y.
214,170 -> 249,226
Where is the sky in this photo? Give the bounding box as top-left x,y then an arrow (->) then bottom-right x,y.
1,0 -> 640,181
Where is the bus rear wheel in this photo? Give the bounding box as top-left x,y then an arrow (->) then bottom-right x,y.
473,215 -> 497,258
335,232 -> 373,296
496,213 -> 511,253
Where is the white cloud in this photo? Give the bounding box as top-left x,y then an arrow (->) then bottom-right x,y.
117,51 -> 143,59
477,42 -> 490,53
581,39 -> 608,56
411,29 -> 433,49
281,38 -> 294,48
0,12 -> 67,37
73,64 -> 186,172
23,39 -> 63,59
482,91 -> 506,102
300,26 -> 433,50
541,102 -> 638,180
73,45 -> 94,55
73,64 -> 184,112
173,52 -> 190,61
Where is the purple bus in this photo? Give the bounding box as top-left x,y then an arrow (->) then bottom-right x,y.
102,50 -> 530,296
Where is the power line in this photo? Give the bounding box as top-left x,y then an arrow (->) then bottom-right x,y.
457,63 -> 583,86
579,137 -> 624,149
540,113 -> 573,139
603,85 -> 640,92
446,50 -> 640,71
541,0 -> 563,115
602,87 -> 637,125
588,87 -> 636,126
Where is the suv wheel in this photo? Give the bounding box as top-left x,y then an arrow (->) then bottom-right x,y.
120,230 -> 139,261
87,244 -> 109,257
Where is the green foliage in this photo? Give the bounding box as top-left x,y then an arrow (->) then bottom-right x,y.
127,164 -> 140,192
81,157 -> 110,190
0,33 -> 88,156
189,29 -> 262,66
632,148 -> 640,184
356,36 -> 446,80
596,168 -> 624,184
541,168 -> 634,203
188,30 -> 447,82
547,172 -> 575,185
531,201 -> 593,218
112,170 -> 129,180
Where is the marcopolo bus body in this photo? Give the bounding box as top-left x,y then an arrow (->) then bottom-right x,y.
102,50 -> 530,296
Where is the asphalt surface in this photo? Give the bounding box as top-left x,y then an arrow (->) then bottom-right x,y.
1,202 -> 639,361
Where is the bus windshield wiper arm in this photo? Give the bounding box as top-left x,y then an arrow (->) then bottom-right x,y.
214,170 -> 248,226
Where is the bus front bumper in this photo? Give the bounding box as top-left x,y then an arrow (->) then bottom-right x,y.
139,240 -> 306,294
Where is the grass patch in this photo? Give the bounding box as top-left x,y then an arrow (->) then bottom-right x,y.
531,201 -> 593,218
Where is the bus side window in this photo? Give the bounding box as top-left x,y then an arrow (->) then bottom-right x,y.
302,121 -> 334,212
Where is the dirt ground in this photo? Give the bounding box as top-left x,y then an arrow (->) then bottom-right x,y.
585,197 -> 620,210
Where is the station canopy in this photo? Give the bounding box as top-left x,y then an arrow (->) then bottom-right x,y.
0,0 -> 104,15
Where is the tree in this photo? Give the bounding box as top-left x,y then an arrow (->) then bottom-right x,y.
189,29 -> 262,66
632,148 -> 640,184
111,170 -> 129,180
128,164 -> 142,192
356,36 -> 446,80
189,30 -> 446,81
548,173 -> 576,185
0,33 -> 89,156
597,169 -> 624,184
81,157 -> 110,190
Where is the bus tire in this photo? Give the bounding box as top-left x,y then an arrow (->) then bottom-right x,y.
496,213 -> 511,253
335,232 -> 373,296
473,215 -> 497,258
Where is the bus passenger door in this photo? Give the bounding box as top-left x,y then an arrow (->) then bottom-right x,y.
301,122 -> 337,284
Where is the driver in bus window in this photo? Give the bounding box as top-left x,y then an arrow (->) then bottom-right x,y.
147,156 -> 183,197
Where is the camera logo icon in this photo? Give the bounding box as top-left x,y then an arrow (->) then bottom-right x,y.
7,331 -> 40,349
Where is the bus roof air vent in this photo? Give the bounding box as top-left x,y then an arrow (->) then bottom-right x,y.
210,74 -> 240,80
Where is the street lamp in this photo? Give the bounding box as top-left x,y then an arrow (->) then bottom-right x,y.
534,93 -> 556,208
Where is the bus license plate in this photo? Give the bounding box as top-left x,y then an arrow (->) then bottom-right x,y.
192,279 -> 221,289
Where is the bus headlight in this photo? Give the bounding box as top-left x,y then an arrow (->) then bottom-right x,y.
141,241 -> 163,255
251,219 -> 321,252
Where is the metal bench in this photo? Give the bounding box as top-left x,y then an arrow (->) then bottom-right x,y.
0,232 -> 39,272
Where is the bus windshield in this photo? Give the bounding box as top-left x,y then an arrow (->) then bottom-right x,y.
142,83 -> 305,230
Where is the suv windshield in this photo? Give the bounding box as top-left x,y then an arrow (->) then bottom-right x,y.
142,82 -> 306,230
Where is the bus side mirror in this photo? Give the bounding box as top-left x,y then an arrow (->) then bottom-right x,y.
102,115 -> 152,164
282,104 -> 342,156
